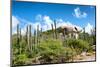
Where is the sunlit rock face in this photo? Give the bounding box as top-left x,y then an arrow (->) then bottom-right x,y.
59,25 -> 82,39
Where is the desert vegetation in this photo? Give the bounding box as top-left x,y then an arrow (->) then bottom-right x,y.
12,21 -> 96,66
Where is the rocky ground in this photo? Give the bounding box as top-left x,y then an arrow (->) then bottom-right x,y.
73,52 -> 96,62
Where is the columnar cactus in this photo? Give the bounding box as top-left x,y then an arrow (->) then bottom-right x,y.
25,25 -> 28,53
26,25 -> 28,44
27,25 -> 31,52
29,25 -> 32,53
17,24 -> 19,45
33,29 -> 36,53
34,30 -> 36,44
54,20 -> 57,39
37,25 -> 39,45
17,24 -> 22,54
17,24 -> 20,54
51,24 -> 54,39
19,28 -> 21,41
19,28 -> 22,54
40,28 -> 42,37
83,27 -> 85,40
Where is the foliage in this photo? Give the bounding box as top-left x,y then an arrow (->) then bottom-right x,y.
37,39 -> 67,63
13,54 -> 28,66
12,31 -> 95,65
79,32 -> 96,45
65,38 -> 90,54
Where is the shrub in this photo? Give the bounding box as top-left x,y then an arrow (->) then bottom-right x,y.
13,54 -> 28,66
65,39 -> 90,54
65,47 -> 77,61
12,35 -> 91,65
13,54 -> 28,65
37,39 -> 71,63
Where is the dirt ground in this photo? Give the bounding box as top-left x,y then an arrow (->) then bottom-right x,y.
73,52 -> 96,62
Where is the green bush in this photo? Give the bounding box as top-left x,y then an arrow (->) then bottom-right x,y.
65,39 -> 90,54
12,34 -> 92,65
13,54 -> 28,65
65,47 -> 77,60
37,39 -> 71,63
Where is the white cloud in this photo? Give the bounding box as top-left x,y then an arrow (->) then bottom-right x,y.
42,15 -> 53,31
85,23 -> 93,34
24,14 -> 82,32
73,7 -> 87,18
82,12 -> 87,18
56,19 -> 70,28
12,15 -> 83,35
12,16 -> 20,34
43,15 -> 53,23
35,15 -> 54,31
35,14 -> 42,21
21,22 -> 42,35
12,16 -> 20,28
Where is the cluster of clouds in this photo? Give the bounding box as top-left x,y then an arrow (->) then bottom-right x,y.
73,7 -> 87,18
12,16 -> 20,34
85,23 -> 93,34
12,7 -> 94,35
12,15 -> 54,35
12,16 -> 20,28
72,7 -> 94,34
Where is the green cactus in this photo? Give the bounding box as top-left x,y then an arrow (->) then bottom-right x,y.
29,25 -> 32,53
83,27 -> 85,40
17,24 -> 19,45
19,28 -> 22,41
19,28 -> 22,54
54,20 -> 57,39
51,24 -> 54,39
37,25 -> 39,45
40,28 -> 42,38
34,30 -> 36,44
26,25 -> 28,45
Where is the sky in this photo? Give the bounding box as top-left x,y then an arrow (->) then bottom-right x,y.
12,1 -> 96,34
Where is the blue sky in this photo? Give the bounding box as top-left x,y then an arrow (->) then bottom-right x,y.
12,1 -> 96,34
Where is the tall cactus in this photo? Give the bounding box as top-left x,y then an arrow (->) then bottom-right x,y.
25,25 -> 28,53
26,25 -> 28,44
19,28 -> 21,54
26,25 -> 33,54
33,29 -> 36,53
17,24 -> 20,54
19,28 -> 22,41
34,30 -> 36,44
83,27 -> 85,40
29,25 -> 32,53
51,24 -> 54,39
27,25 -> 31,52
17,24 -> 22,54
40,28 -> 42,38
54,20 -> 57,39
37,25 -> 39,45
17,24 -> 19,45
